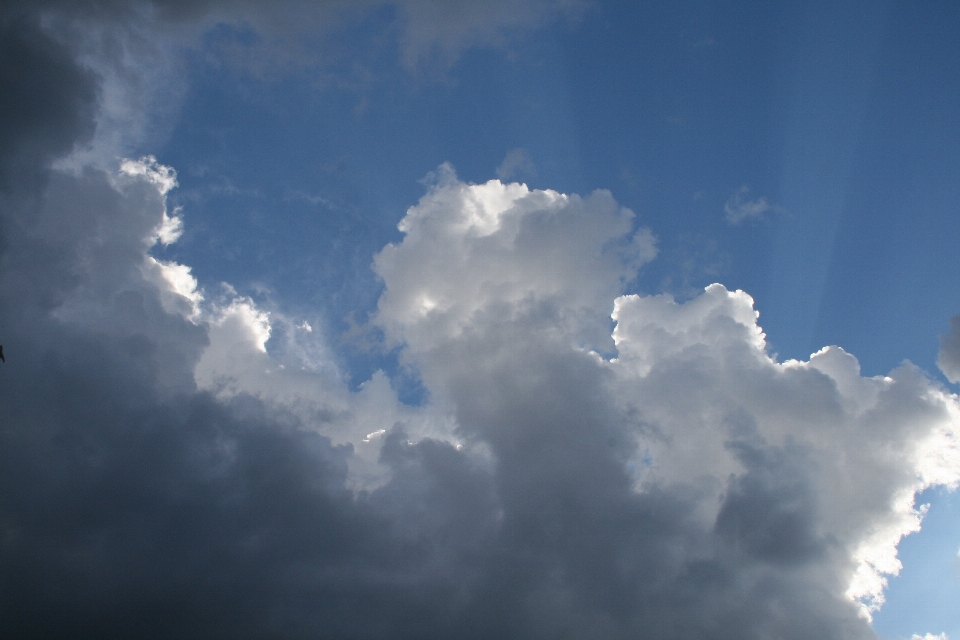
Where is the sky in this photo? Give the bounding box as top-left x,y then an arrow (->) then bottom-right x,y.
1,1 -> 960,638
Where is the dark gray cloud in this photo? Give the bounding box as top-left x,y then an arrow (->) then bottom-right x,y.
0,14 -> 98,193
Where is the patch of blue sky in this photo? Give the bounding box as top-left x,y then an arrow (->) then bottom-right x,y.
873,487 -> 960,640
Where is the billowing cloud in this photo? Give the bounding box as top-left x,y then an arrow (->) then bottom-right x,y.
4,160 -> 959,640
369,171 -> 960,632
373,163 -> 657,354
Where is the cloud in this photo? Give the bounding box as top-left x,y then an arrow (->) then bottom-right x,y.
393,0 -> 586,69
3,122 -> 959,636
612,291 -> 960,618
496,147 -> 538,182
3,4 -> 960,639
373,163 -> 657,354
367,166 -> 960,633
725,185 -> 771,225
0,13 -> 99,191
938,315 -> 960,383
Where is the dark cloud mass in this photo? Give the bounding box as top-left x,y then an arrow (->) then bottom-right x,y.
0,14 -> 98,192
0,4 -> 956,640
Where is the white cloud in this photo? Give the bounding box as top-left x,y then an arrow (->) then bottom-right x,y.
192,286 -> 450,492
610,285 -> 959,618
725,184 -> 771,224
374,163 -> 657,354
140,256 -> 202,318
393,0 -> 587,69
614,285 -> 960,615
370,168 -> 960,631
119,155 -> 178,194
119,155 -> 185,246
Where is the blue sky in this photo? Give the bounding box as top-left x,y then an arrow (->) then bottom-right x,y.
2,1 -> 960,638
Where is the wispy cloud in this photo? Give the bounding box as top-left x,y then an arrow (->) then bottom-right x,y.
724,184 -> 772,225
495,147 -> 537,182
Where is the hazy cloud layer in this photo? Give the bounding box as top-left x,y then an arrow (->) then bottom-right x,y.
1,4 -> 959,640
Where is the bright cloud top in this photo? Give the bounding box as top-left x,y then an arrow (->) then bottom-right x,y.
374,162 -> 657,353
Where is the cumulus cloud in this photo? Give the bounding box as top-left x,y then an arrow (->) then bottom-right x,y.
725,185 -> 771,225
374,163 -> 657,354
611,291 -> 960,618
4,101 -> 960,638
3,4 -> 960,639
366,165 -> 960,634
